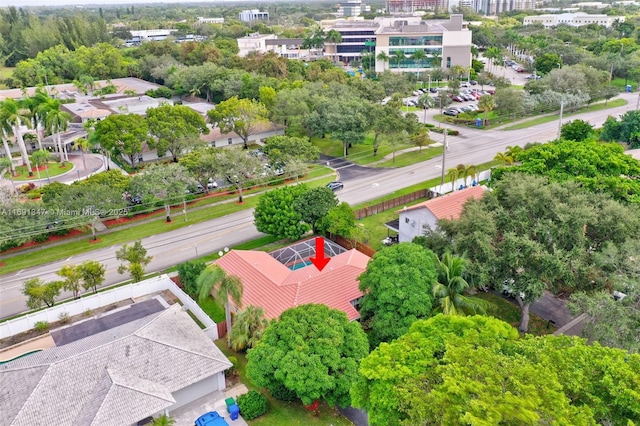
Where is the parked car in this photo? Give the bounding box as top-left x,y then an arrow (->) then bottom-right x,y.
516,67 -> 526,73
452,96 -> 464,102
207,178 -> 218,189
327,181 -> 344,191
429,87 -> 438,93
470,80 -> 477,85
443,109 -> 459,116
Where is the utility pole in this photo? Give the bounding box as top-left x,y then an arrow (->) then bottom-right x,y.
440,129 -> 448,192
636,91 -> 640,111
557,100 -> 564,139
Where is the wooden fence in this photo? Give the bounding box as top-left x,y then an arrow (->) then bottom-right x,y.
354,189 -> 437,220
329,234 -> 377,257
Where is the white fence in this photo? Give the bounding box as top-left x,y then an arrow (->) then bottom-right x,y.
0,274 -> 218,340
430,169 -> 492,195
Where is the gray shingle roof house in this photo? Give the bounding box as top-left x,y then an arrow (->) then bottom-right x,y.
0,305 -> 232,426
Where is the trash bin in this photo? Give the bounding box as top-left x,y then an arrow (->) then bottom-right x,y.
626,84 -> 632,92
475,117 -> 482,127
229,404 -> 240,421
225,397 -> 236,413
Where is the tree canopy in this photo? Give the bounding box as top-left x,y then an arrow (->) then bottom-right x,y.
493,139 -> 640,204
432,175 -> 640,332
358,243 -> 438,347
246,304 -> 368,407
254,184 -> 310,240
352,314 -> 640,426
146,103 -> 208,162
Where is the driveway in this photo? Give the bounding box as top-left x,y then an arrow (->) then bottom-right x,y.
319,155 -> 381,182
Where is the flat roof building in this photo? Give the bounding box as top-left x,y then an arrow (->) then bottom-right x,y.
523,12 -> 624,27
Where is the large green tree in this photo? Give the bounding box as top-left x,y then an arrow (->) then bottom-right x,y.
261,135 -> 320,164
602,110 -> 640,149
78,259 -> 106,294
352,314 -> 640,426
179,146 -> 221,194
93,114 -> 150,169
495,139 -> 640,203
433,175 -> 640,332
130,163 -> 195,222
432,252 -> 487,315
293,186 -> 338,233
254,184 -> 310,240
146,103 -> 209,162
247,304 -> 368,407
207,96 -> 269,149
560,119 -> 594,141
358,243 -> 438,347
212,146 -> 263,203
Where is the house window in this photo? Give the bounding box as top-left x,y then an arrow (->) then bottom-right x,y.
405,217 -> 410,223
228,138 -> 233,145
446,57 -> 451,68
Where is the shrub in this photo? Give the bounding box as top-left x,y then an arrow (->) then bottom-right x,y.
27,188 -> 43,199
268,383 -> 297,401
84,308 -> 93,317
177,260 -> 206,296
237,390 -> 268,420
225,355 -> 239,378
34,321 -> 49,332
32,233 -> 50,243
58,312 -> 70,324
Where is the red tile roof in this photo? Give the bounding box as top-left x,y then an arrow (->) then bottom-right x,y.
215,248 -> 370,321
399,186 -> 486,220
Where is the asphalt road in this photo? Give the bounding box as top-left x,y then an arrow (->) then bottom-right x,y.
1,91 -> 637,319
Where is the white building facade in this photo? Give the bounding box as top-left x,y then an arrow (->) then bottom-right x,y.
374,14 -> 472,74
238,9 -> 270,22
523,12 -> 625,28
337,0 -> 372,17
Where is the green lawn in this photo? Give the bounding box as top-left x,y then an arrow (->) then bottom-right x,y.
6,162 -> 72,181
312,135 -> 413,165
0,67 -> 13,89
372,146 -> 442,168
0,176 -> 336,274
474,291 -> 555,336
198,296 -> 225,323
357,199 -> 428,250
502,98 -> 628,130
214,341 -> 352,426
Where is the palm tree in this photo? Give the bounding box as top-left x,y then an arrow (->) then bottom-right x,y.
73,138 -> 90,172
1,99 -> 33,176
27,87 -> 51,151
432,252 -> 488,316
392,50 -> 406,70
43,99 -> 72,165
494,151 -> 514,166
430,51 -> 442,69
418,94 -> 435,122
229,305 -> 269,352
478,95 -> 495,126
1,123 -> 15,177
446,167 -> 459,191
197,265 -> 243,348
485,47 -> 503,72
377,51 -> 390,72
411,49 -> 427,70
462,164 -> 478,187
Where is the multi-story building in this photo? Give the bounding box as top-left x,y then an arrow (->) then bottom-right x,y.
386,0 -> 448,13
337,0 -> 372,17
236,33 -> 308,59
238,9 -> 270,22
374,14 -> 472,73
385,0 -> 533,14
523,12 -> 624,28
322,18 -> 381,65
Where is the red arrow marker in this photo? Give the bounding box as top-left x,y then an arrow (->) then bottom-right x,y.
310,236 -> 330,271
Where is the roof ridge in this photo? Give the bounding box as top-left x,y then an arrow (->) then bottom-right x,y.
11,365 -> 51,424
87,374 -> 116,426
106,368 -> 174,402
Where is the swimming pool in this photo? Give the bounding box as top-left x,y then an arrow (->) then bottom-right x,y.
289,260 -> 312,270
0,349 -> 42,365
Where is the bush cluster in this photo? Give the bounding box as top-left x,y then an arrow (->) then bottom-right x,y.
236,390 -> 268,420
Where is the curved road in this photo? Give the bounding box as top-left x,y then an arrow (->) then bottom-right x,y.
0,92 -> 636,319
